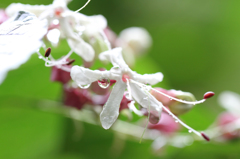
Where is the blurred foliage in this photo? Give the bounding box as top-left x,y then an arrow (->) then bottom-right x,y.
1,0 -> 240,158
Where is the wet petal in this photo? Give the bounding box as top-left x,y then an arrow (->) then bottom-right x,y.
100,80 -> 126,129
71,66 -> 105,86
99,47 -> 128,68
129,82 -> 162,120
132,72 -> 164,85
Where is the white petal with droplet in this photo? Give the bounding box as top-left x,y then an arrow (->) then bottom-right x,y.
130,82 -> 162,119
132,72 -> 164,85
100,80 -> 126,129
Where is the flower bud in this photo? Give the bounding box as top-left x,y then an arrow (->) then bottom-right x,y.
168,90 -> 196,115
150,88 -> 176,106
148,112 -> 180,135
51,65 -> 71,84
117,27 -> 152,56
217,112 -> 240,140
63,86 -> 92,110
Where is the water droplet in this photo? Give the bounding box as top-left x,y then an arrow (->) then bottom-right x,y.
98,79 -> 110,89
38,56 -> 43,59
188,130 -> 192,133
175,120 -> 179,123
143,97 -> 148,101
125,92 -> 131,100
170,97 -> 172,100
78,84 -> 91,89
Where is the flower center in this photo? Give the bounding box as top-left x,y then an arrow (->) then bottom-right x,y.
122,74 -> 130,83
55,8 -> 63,17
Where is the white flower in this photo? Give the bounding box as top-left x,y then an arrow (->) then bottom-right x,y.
71,47 -> 164,129
0,11 -> 47,84
218,91 -> 240,116
5,0 -> 110,62
116,27 -> 152,66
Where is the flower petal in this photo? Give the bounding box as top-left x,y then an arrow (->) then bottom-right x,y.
118,27 -> 152,55
99,47 -> 128,68
132,72 -> 164,85
129,82 -> 163,120
0,11 -> 47,84
60,17 -> 95,62
6,3 -> 50,17
71,66 -> 103,86
218,91 -> 240,116
67,38 -> 95,62
100,80 -> 126,129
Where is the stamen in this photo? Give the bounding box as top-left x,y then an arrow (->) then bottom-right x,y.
75,0 -> 91,13
44,47 -> 51,57
203,91 -> 215,99
66,59 -> 75,65
130,80 -> 211,105
201,132 -> 210,141
130,79 -> 210,139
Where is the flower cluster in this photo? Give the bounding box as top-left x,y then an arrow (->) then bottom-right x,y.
203,91 -> 240,142
0,0 -> 216,153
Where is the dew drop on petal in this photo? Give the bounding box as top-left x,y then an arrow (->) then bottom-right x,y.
39,56 -> 43,59
98,79 -> 110,89
125,92 -> 131,100
78,84 -> 91,89
188,130 -> 192,133
175,120 -> 179,123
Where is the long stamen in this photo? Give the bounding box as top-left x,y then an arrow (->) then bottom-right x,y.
130,80 -> 213,105
75,0 -> 91,13
130,79 -> 211,140
36,48 -> 72,72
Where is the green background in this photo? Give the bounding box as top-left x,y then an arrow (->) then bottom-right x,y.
1,0 -> 240,158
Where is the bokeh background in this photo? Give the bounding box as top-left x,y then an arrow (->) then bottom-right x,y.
1,0 -> 240,158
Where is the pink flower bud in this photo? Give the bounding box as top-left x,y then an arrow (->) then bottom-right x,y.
148,112 -> 180,135
51,66 -> 71,84
217,112 -> 240,140
150,88 -> 176,106
63,86 -> 92,110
